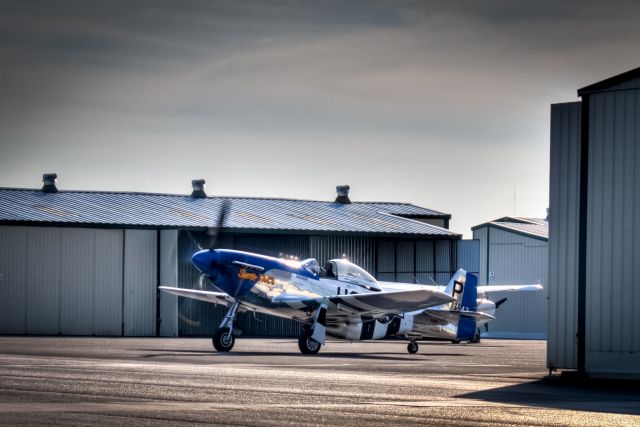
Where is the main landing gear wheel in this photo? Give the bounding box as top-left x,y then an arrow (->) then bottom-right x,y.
470,329 -> 481,344
298,330 -> 321,355
407,341 -> 419,354
213,327 -> 235,352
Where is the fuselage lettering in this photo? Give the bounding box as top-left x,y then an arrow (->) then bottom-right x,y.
237,268 -> 275,286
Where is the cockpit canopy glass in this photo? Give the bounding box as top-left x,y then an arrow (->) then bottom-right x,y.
331,259 -> 381,291
301,258 -> 320,276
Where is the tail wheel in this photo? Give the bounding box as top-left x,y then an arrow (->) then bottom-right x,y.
298,330 -> 321,355
213,327 -> 235,352
407,341 -> 419,354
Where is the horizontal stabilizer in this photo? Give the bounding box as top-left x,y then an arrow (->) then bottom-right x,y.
159,286 -> 235,306
478,284 -> 543,293
420,307 -> 495,325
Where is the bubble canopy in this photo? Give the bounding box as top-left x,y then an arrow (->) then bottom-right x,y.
331,259 -> 381,291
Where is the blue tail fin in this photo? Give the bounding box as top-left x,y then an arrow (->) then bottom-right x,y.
456,272 -> 478,340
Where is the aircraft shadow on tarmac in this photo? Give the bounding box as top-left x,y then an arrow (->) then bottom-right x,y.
460,376 -> 640,416
136,348 -> 471,362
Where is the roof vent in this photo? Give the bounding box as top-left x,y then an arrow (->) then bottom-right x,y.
335,185 -> 351,204
42,173 -> 58,193
191,179 -> 206,198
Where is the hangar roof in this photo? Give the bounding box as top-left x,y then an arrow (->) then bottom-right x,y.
0,188 -> 458,238
472,217 -> 548,241
577,66 -> 640,96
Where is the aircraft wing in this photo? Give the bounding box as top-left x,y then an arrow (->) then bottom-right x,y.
478,284 -> 543,293
419,307 -> 495,325
159,286 -> 235,306
284,289 -> 455,318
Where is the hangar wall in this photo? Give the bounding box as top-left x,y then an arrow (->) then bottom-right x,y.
549,69 -> 640,378
548,102 -> 581,370
0,225 -> 157,336
474,226 -> 548,338
583,79 -> 640,376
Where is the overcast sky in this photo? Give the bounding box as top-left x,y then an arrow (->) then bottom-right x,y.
1,0 -> 639,237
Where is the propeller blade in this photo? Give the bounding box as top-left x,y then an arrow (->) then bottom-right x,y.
495,297 -> 508,309
198,272 -> 207,289
189,199 -> 231,250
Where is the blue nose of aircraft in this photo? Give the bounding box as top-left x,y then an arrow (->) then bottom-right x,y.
191,249 -> 222,275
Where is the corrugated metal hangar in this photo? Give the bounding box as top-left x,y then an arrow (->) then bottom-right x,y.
0,178 -> 477,338
472,217 -> 548,339
549,67 -> 640,378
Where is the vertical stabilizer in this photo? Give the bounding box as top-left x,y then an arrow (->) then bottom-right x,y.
456,272 -> 479,340
444,268 -> 467,301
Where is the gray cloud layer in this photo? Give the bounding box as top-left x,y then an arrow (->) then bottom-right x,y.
1,0 -> 639,234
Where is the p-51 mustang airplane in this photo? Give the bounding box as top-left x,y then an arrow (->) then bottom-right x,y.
160,248 -> 497,354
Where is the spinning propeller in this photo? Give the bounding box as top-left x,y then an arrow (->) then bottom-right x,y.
190,199 -> 231,250
189,199 -> 230,290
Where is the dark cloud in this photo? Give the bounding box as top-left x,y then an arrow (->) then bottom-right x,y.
1,0 -> 639,234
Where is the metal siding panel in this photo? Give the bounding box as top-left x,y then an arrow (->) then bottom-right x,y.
483,228 -> 548,338
92,229 -> 123,335
415,240 -> 434,273
234,235 -> 309,260
473,227 -> 488,285
26,227 -> 61,334
434,273 -> 450,286
0,226 -> 29,333
160,229 -> 178,337
396,240 -> 414,273
309,235 -> 375,273
633,87 -> 640,355
548,102 -> 581,370
456,239 -> 480,274
414,273 -> 432,285
396,273 -> 415,284
435,240 -> 450,273
0,226 -> 125,336
377,273 -> 396,282
59,229 -> 96,334
376,240 -> 395,274
123,229 -> 157,336
585,87 -> 640,375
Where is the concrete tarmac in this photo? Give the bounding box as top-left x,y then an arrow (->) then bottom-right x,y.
0,337 -> 638,426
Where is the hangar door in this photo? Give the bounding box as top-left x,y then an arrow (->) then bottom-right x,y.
376,239 -> 456,285
0,226 -> 156,336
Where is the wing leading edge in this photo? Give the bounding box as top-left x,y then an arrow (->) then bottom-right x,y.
159,286 -> 235,306
161,285 -> 454,319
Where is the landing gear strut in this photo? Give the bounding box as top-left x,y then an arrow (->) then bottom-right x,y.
298,304 -> 327,355
212,301 -> 239,352
407,341 -> 419,354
